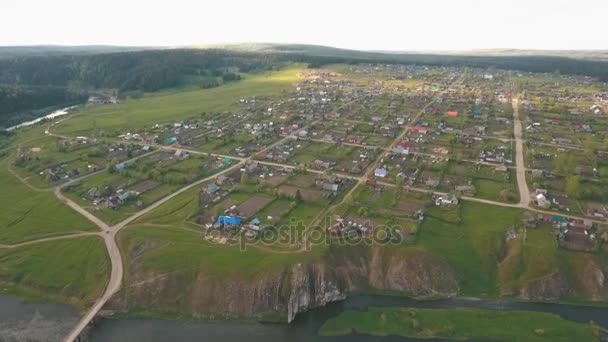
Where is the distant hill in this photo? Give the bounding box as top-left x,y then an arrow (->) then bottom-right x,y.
202,43 -> 608,62
0,45 -> 158,59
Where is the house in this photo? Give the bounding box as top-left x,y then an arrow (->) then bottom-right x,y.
447,111 -> 458,117
392,146 -> 409,155
435,194 -> 459,206
315,176 -> 341,192
216,215 -> 241,226
206,182 -> 220,194
115,163 -> 126,171
425,179 -> 439,188
216,175 -> 229,185
87,187 -> 100,198
535,193 -> 551,207
410,126 -> 428,134
586,202 -> 608,218
117,192 -> 131,203
374,168 -> 387,178
570,219 -> 593,231
455,185 -> 476,194
505,227 -> 518,241
314,159 -> 334,169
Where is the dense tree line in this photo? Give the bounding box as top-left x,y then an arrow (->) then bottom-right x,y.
0,85 -> 87,128
0,49 -> 281,127
0,85 -> 86,113
0,49 -> 278,90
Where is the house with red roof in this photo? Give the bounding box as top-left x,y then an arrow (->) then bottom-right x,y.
447,111 -> 458,117
410,126 -> 428,134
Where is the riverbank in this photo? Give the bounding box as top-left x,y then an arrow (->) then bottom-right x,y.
319,307 -> 603,341
87,295 -> 608,342
4,105 -> 78,131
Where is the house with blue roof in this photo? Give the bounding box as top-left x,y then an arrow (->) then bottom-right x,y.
216,216 -> 241,226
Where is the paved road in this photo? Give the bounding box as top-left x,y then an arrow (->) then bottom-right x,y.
512,98 -> 531,207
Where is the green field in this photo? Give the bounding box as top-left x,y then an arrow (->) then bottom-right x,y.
319,307 -> 601,341
417,202 -> 522,295
0,156 -> 97,244
0,236 -> 110,309
498,223 -> 560,294
54,66 -> 305,136
118,225 -> 321,279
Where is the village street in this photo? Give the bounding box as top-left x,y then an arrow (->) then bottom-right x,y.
512,98 -> 531,207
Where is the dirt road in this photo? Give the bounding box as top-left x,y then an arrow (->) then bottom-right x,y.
62,160 -> 245,342
512,98 -> 531,207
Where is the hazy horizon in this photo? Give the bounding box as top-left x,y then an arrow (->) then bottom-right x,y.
4,0 -> 608,50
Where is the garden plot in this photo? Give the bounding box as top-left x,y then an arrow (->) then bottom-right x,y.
63,151 -> 228,224
13,137 -> 150,188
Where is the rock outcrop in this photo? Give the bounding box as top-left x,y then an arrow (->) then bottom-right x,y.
109,246 -> 460,322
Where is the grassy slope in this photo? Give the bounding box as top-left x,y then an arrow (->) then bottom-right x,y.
54,66 -> 304,136
0,236 -> 110,309
417,202 -> 522,295
319,307 -> 600,341
498,224 -> 560,293
118,225 -> 322,280
0,156 -> 96,244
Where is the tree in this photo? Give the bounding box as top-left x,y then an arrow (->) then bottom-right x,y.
294,189 -> 302,202
583,136 -> 598,168
565,175 -> 581,199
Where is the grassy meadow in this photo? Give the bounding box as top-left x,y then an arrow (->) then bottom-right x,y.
319,307 -> 601,341
54,66 -> 305,136
0,236 -> 110,309
417,202 -> 522,295
0,155 -> 97,244
118,225 -> 323,280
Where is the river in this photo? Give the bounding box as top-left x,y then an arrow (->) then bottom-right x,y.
0,294 -> 79,342
0,294 -> 606,342
87,296 -> 608,342
5,106 -> 77,132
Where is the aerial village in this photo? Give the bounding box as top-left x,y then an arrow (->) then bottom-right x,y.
14,63 -> 608,251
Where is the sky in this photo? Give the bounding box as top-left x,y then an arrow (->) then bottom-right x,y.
2,0 -> 606,51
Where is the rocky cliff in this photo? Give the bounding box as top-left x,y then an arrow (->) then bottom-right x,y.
109,246 -> 459,322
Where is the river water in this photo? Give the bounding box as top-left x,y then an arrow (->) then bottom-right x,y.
87,296 -> 608,342
0,294 -> 79,342
0,294 -> 606,342
5,106 -> 77,132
